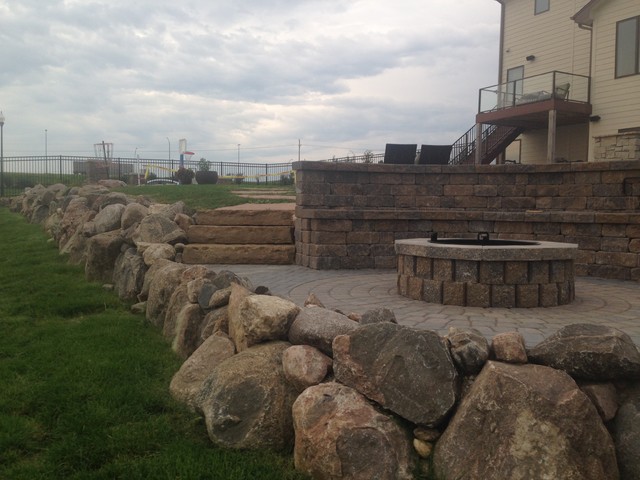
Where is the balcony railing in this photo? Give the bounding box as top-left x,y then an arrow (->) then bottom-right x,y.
479,71 -> 590,114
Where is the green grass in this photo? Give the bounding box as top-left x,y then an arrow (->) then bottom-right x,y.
0,209 -> 307,480
114,183 -> 296,210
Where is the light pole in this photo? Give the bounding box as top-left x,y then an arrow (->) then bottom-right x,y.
135,146 -> 143,185
0,111 -> 4,197
237,143 -> 240,178
45,129 -> 48,174
166,137 -> 171,170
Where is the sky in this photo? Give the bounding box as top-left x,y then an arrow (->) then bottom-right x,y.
0,0 -> 502,164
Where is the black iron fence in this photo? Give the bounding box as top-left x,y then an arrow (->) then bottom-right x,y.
0,156 -> 296,197
0,152 -> 392,197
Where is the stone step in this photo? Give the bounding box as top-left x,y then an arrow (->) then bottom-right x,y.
182,244 -> 296,265
194,203 -> 295,226
187,225 -> 294,245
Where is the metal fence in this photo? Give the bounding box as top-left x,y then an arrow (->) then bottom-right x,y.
0,156 -> 296,196
327,152 -> 385,164
0,152 -> 391,197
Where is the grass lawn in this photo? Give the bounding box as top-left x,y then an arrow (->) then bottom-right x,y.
0,208 -> 307,480
115,183 -> 296,210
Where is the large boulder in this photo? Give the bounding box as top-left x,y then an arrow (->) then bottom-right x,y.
112,247 -> 147,301
529,324 -> 640,380
121,202 -> 149,230
433,361 -> 619,480
84,203 -> 126,236
333,323 -> 458,426
47,183 -> 68,196
158,267 -> 219,341
132,214 -> 186,246
207,287 -> 232,310
44,208 -> 63,241
58,197 -> 95,248
84,231 -> 125,283
228,295 -> 300,351
149,201 -> 188,219
200,306 -> 230,343
97,179 -> 127,189
212,270 -> 253,290
30,204 -> 50,225
141,243 -> 176,266
360,307 -> 397,325
447,327 -> 490,375
195,341 -> 298,451
144,261 -> 189,328
170,335 -> 236,411
613,387 -> 640,479
172,304 -> 206,359
282,345 -> 333,392
20,184 -> 50,218
580,382 -> 619,422
227,282 -> 253,333
288,306 -> 360,357
93,191 -> 129,210
162,284 -> 190,339
59,229 -> 89,265
77,184 -> 110,208
292,382 -> 416,480
492,331 -> 528,364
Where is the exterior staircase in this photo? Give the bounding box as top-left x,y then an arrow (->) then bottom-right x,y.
450,124 -> 523,165
182,203 -> 296,265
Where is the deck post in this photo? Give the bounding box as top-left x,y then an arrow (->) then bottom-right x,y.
475,123 -> 482,164
547,109 -> 557,163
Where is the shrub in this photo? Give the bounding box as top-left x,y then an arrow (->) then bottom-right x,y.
232,173 -> 244,185
174,167 -> 195,185
280,173 -> 295,185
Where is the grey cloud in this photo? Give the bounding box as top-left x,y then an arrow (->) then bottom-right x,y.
0,0 -> 501,158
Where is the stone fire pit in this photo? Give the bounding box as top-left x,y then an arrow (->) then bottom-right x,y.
395,236 -> 578,308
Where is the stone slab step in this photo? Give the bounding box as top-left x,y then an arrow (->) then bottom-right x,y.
234,194 -> 296,200
182,244 -> 296,265
194,203 -> 295,226
187,225 -> 294,245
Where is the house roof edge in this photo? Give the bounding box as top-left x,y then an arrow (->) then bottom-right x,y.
572,0 -> 609,27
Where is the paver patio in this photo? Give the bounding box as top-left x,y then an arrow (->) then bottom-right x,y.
207,264 -> 640,347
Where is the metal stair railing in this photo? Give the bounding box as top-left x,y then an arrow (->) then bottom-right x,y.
450,124 -> 522,165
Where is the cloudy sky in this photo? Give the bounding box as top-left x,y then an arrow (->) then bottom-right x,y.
0,0 -> 501,164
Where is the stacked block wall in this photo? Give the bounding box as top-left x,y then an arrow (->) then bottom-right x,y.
293,160 -> 640,281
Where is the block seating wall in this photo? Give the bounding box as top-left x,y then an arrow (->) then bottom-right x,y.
395,244 -> 576,308
293,160 -> 640,281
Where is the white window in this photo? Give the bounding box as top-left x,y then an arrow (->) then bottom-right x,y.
616,17 -> 640,78
535,0 -> 549,15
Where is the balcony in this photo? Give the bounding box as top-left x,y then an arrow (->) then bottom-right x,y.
476,71 -> 592,128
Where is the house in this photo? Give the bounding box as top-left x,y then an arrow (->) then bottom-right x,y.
458,0 -> 640,164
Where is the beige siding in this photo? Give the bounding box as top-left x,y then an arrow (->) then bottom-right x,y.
500,0 -> 592,163
588,0 -> 640,159
502,0 -> 592,81
519,124 -> 589,163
